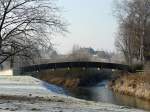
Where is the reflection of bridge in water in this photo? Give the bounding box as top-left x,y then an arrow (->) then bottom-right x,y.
17,61 -> 132,74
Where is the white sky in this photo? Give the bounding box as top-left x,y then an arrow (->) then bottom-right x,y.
52,0 -> 118,54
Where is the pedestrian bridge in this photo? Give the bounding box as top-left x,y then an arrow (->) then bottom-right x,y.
17,61 -> 132,73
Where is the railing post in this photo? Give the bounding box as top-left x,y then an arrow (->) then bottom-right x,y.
97,67 -> 100,71
67,67 -> 70,71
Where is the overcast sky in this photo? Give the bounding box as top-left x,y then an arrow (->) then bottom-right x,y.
52,0 -> 117,54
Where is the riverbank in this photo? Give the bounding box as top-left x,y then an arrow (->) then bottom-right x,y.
0,76 -> 146,112
110,72 -> 150,101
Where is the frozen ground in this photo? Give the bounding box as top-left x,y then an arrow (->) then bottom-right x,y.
0,76 -> 147,112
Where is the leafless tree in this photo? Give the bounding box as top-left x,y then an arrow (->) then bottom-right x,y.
114,0 -> 150,65
0,0 -> 66,67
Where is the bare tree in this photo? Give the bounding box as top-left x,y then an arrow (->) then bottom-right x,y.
0,0 -> 66,66
114,0 -> 150,65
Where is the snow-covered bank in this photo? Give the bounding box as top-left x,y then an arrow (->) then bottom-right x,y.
0,76 -> 66,97
0,76 -> 147,112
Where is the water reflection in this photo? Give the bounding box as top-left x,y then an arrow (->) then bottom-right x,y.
67,80 -> 150,111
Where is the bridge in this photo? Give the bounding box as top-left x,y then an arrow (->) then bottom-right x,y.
16,61 -> 132,74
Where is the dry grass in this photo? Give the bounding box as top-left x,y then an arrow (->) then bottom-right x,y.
110,72 -> 150,101
36,68 -> 112,88
41,75 -> 80,88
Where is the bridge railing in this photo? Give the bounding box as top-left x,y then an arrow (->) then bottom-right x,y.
15,61 -> 131,74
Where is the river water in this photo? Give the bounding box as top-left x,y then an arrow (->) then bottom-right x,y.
66,80 -> 150,111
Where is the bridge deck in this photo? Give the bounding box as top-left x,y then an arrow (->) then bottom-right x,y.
17,61 -> 131,73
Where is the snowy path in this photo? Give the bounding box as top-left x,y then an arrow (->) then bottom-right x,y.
0,76 -> 147,112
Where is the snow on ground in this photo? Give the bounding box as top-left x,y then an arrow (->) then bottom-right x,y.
0,76 -> 147,112
0,76 -> 66,97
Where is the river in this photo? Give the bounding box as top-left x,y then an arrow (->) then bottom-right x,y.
65,80 -> 150,111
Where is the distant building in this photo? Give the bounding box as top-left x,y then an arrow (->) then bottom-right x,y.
0,61 -> 13,76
